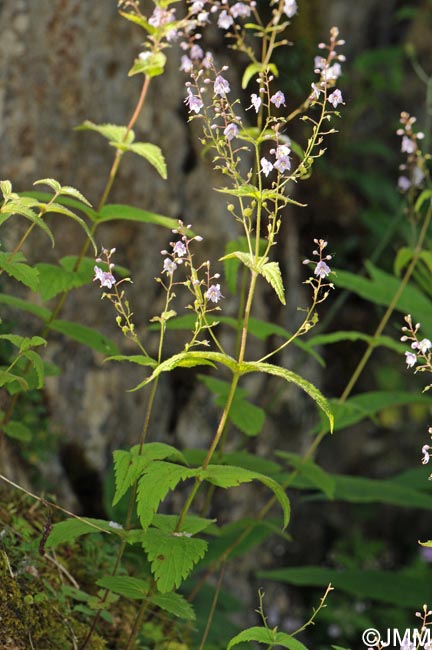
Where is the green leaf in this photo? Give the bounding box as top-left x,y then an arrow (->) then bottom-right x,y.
221,250 -> 264,274
151,514 -> 215,536
0,293 -> 51,320
3,420 -> 32,441
242,63 -> 266,89
22,350 -> 45,388
276,452 -> 335,499
258,566 -> 432,608
23,191 -> 98,221
129,351 -> 238,392
96,204 -> 178,229
150,591 -> 195,621
290,470 -> 432,510
118,9 -> 153,32
229,397 -> 266,436
44,202 -> 97,254
241,361 -> 334,432
49,320 -> 119,355
0,253 -> 39,291
203,465 -> 290,529
261,261 -> 286,304
0,369 -> 28,391
415,188 -> 432,212
137,461 -> 198,531
33,178 -> 62,193
96,575 -> 148,600
333,262 -> 432,337
59,185 -> 92,206
113,443 -> 188,506
141,528 -> 207,592
199,375 -> 265,437
304,330 -> 406,356
228,627 -> 307,650
75,121 -> 135,145
0,334 -> 45,350
46,517 -> 123,548
128,51 -> 167,77
0,180 -> 13,198
36,262 -> 91,301
321,390 -> 432,435
105,354 -> 157,368
0,199 -> 55,245
111,142 -> 167,179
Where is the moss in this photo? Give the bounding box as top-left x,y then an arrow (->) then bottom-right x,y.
0,553 -> 106,649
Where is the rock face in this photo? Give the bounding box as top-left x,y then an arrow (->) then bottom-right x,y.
1,0 -> 421,492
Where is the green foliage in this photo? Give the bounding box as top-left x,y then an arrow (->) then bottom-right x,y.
3,3 -> 432,650
258,566 -> 432,608
228,627 -> 307,650
141,528 -> 208,592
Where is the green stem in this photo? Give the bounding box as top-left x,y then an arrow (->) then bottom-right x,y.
340,201 -> 432,403
198,563 -> 225,650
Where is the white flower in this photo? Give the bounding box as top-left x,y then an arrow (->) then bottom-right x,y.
405,351 -> 417,368
422,445 -> 431,465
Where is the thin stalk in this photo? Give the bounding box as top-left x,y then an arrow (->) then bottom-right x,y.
175,272 -> 258,531
198,563 -> 225,650
123,585 -> 156,650
340,201 -> 432,403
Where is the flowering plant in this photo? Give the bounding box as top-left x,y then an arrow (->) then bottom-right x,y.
2,2 -> 432,649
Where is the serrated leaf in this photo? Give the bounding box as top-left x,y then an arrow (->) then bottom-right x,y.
0,334 -> 45,350
75,121 -> 135,145
3,421 -> 32,441
0,369 -> 28,390
118,9 -> 153,32
22,350 -> 45,388
129,351 -> 238,392
23,191 -> 98,221
113,442 -> 188,506
241,361 -> 334,432
36,262 -> 91,301
46,517 -> 123,548
202,464 -> 290,529
0,180 -> 12,198
59,186 -> 92,206
49,319 -> 119,355
137,461 -> 198,530
34,178 -> 62,193
228,627 -> 307,650
0,253 -> 39,291
96,575 -> 148,600
141,528 -> 207,592
151,591 -> 195,621
260,261 -> 286,304
113,142 -> 167,179
96,204 -> 179,229
221,250 -> 266,275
